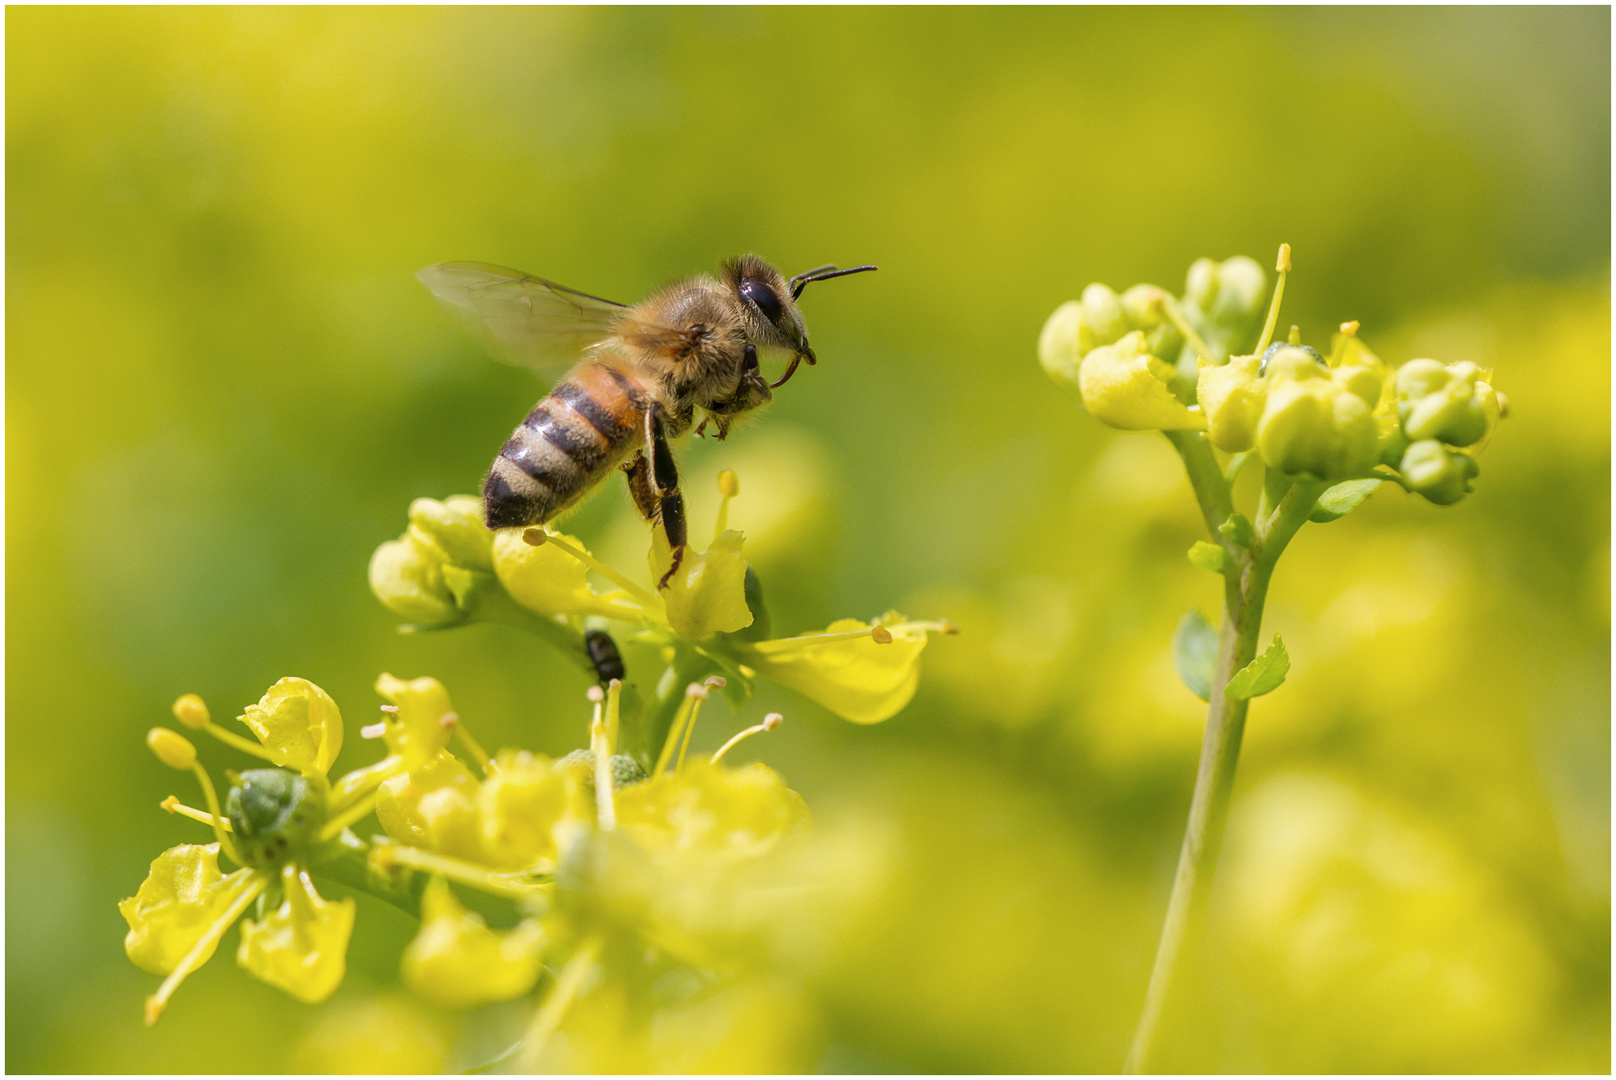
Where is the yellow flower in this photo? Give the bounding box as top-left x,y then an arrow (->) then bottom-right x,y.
651,528 -> 754,639
1197,352 -> 1267,452
401,878 -> 546,1009
1078,332 -> 1208,432
236,863 -> 356,1004
237,677 -> 344,776
477,750 -> 587,870
120,843 -> 258,976
375,751 -> 481,856
741,613 -> 936,725
492,526 -> 645,620
373,673 -> 454,771
616,760 -> 809,860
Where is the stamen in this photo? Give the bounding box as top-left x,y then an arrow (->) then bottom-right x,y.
1253,243 -> 1291,356
380,704 -> 399,715
171,693 -> 210,731
442,711 -> 494,776
161,796 -> 235,832
201,721 -> 283,766
605,679 -> 622,756
368,841 -> 541,901
330,754 -> 405,807
676,678 -> 725,772
1287,325 -> 1301,346
145,872 -> 266,1025
360,720 -> 387,740
714,470 -> 739,543
517,939 -> 601,1071
748,624 -> 900,654
652,684 -> 705,779
1158,294 -> 1219,366
1339,320 -> 1360,337
591,718 -> 616,831
190,763 -> 241,865
319,790 -> 381,842
534,529 -> 662,611
710,713 -> 784,764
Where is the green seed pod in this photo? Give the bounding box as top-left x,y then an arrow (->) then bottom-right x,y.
225,768 -> 327,869
1399,439 -> 1480,505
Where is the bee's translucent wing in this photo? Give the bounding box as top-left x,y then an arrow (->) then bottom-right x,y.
417,261 -> 627,372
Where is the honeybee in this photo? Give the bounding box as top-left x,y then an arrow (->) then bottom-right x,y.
418,255 -> 875,587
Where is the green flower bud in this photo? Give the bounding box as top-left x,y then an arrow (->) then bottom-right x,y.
1120,284 -> 1186,371
1078,332 -> 1208,432
408,495 -> 494,572
1080,283 -> 1128,345
369,532 -> 460,625
1180,256 -> 1267,363
1395,359 -> 1496,447
1399,439 -> 1479,505
225,768 -> 327,869
1197,353 -> 1266,452
1038,300 -> 1084,390
1256,346 -> 1380,480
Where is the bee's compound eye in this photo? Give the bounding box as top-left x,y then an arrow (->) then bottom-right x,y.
740,277 -> 783,324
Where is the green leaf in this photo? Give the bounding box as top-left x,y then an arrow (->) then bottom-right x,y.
1217,512 -> 1258,550
1225,635 -> 1290,700
1310,478 -> 1382,523
1187,541 -> 1231,575
1173,609 -> 1219,702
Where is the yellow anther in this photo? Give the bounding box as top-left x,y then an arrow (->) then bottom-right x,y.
871,626 -> 893,644
146,728 -> 197,771
171,694 -> 210,730
521,527 -> 547,546
1287,325 -> 1301,346
439,710 -> 459,729
718,470 -> 740,498
1496,390 -> 1511,418
1276,243 -> 1292,273
586,685 -> 605,703
1339,320 -> 1360,337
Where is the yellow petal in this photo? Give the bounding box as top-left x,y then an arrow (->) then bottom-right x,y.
1197,353 -> 1266,453
236,865 -> 355,1004
119,844 -> 257,976
651,529 -> 754,639
476,750 -> 584,870
237,678 -> 343,775
401,879 -> 545,1009
408,495 -> 494,571
616,760 -> 809,860
368,533 -> 460,626
374,674 -> 454,772
491,527 -> 644,620
1078,332 -> 1207,432
747,615 -> 928,725
376,751 -> 479,854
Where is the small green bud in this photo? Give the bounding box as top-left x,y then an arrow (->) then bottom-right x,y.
225,768 -> 327,869
1218,513 -> 1258,550
1120,284 -> 1186,364
1399,439 -> 1479,505
1188,541 -> 1232,575
1180,256 -> 1268,364
1395,359 -> 1495,447
1079,283 -> 1128,345
408,495 -> 494,571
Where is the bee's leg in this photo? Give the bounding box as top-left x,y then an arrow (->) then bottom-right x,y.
621,451 -> 659,521
645,404 -> 687,589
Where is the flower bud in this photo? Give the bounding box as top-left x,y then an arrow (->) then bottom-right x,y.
408,495 -> 494,572
1395,359 -> 1495,447
369,533 -> 460,626
1037,300 -> 1085,390
1255,346 -> 1381,480
1181,256 -> 1267,361
225,768 -> 327,869
1078,332 -> 1208,432
171,693 -> 210,730
146,728 -> 197,771
490,528 -> 642,620
1399,439 -> 1479,505
1197,353 -> 1265,452
1120,284 -> 1186,366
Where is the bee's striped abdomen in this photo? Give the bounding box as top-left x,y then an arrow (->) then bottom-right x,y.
484,361 -> 644,529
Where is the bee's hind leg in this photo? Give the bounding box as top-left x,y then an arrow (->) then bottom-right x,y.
621,451 -> 659,521
644,405 -> 687,590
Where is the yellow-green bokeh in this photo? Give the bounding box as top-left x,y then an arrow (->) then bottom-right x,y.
7,7 -> 1608,1072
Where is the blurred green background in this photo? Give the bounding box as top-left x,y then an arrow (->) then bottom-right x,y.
7,7 -> 1609,1073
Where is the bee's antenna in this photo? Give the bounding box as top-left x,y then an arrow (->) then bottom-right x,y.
790,264 -> 878,301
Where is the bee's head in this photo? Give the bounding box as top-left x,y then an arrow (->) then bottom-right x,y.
722,254 -> 876,389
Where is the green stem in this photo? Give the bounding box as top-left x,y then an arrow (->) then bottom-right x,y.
475,590 -> 596,676
1124,466 -> 1325,1074
307,832 -> 425,919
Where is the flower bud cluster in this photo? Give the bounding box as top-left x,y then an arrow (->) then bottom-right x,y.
1040,252 -> 1505,504
369,495 -> 495,626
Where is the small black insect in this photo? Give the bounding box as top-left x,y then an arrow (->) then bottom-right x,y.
584,628 -> 626,683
